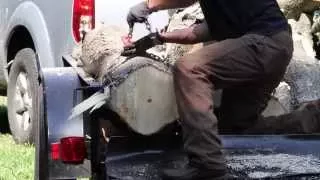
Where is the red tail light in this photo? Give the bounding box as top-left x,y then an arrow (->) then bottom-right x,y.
73,0 -> 95,42
51,137 -> 87,164
51,143 -> 60,160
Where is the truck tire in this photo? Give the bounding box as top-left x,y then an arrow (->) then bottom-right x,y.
7,48 -> 39,144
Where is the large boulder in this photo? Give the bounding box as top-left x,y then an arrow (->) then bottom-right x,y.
289,13 -> 316,58
276,0 -> 320,20
284,52 -> 320,106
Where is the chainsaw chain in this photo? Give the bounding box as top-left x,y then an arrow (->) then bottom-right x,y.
101,53 -> 172,89
144,52 -> 171,66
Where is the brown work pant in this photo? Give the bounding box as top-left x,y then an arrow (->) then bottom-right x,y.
173,30 -> 311,171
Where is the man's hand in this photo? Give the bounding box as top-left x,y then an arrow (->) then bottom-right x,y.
127,1 -> 152,29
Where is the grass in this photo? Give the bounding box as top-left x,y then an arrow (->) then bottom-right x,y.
0,96 -> 35,180
0,135 -> 34,180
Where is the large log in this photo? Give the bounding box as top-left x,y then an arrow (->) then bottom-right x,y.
107,57 -> 178,135
73,25 -> 179,134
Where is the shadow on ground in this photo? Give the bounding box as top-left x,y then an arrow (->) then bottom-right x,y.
0,97 -> 10,134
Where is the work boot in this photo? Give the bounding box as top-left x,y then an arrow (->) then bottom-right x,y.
161,163 -> 227,180
244,99 -> 320,134
296,99 -> 320,133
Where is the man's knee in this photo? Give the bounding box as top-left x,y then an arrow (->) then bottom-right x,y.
173,55 -> 201,78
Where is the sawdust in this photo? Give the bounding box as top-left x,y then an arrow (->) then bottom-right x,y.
80,24 -> 128,79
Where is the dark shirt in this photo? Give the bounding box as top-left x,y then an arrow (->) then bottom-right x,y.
199,0 -> 289,41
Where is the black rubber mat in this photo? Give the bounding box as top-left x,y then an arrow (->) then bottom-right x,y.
105,135 -> 320,179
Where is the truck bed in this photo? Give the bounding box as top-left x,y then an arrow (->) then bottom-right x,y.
105,135 -> 320,179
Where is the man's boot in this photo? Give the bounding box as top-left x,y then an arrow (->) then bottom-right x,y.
244,99 -> 320,134
161,163 -> 227,180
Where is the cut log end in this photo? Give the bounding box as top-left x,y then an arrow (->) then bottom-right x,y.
109,60 -> 178,135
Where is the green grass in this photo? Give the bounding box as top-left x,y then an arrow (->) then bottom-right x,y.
0,96 -> 35,180
0,135 -> 35,180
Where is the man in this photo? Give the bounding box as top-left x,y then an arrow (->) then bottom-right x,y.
126,0 -> 320,179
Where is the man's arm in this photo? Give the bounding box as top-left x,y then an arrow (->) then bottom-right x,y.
160,21 -> 212,44
126,0 -> 198,30
147,0 -> 198,11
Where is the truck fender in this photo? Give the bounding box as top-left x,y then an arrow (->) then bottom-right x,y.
5,1 -> 55,76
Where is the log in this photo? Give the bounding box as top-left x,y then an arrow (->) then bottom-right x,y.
107,57 -> 178,135
75,25 -> 179,134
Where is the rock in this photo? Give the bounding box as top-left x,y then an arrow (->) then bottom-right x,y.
262,96 -> 289,117
289,13 -> 316,59
312,9 -> 320,46
273,82 -> 292,112
284,12 -> 320,106
277,0 -> 320,20
284,51 -> 320,106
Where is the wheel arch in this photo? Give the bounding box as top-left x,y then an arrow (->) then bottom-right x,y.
4,1 -> 56,81
6,26 -> 36,71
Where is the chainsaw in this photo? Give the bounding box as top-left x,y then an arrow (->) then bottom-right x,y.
121,20 -> 164,57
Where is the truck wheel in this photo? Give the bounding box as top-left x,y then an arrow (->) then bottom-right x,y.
7,48 -> 39,144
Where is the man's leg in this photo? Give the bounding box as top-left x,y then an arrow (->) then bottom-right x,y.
163,30 -> 293,179
218,81 -> 320,135
215,34 -> 320,135
218,85 -> 275,134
